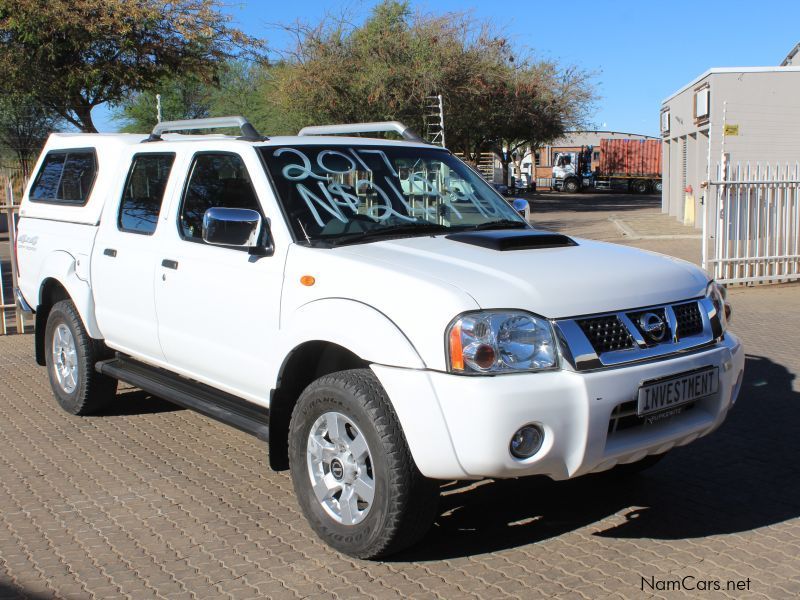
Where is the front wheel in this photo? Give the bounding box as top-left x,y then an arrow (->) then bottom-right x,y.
563,178 -> 580,193
289,369 -> 439,559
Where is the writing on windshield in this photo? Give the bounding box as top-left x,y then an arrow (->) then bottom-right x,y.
261,145 -> 519,240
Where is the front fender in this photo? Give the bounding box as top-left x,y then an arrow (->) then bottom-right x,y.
279,298 -> 425,370
37,251 -> 102,339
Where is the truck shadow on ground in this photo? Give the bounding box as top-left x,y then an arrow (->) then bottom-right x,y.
391,354 -> 799,561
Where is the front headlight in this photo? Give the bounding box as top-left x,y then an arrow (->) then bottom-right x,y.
447,311 -> 557,374
706,280 -> 731,332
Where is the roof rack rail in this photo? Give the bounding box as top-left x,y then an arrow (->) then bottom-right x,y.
298,121 -> 425,143
145,116 -> 267,142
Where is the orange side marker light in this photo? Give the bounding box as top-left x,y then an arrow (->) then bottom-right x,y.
300,275 -> 316,287
449,321 -> 464,371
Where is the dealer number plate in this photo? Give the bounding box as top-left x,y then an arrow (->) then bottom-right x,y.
637,367 -> 719,417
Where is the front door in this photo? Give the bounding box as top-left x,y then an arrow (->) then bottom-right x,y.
154,151 -> 285,404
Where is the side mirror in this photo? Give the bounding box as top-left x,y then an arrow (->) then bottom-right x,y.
202,207 -> 264,248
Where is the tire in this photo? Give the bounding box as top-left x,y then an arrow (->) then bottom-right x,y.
632,179 -> 650,194
608,453 -> 666,477
288,369 -> 439,559
44,299 -> 117,415
653,181 -> 663,193
563,178 -> 580,193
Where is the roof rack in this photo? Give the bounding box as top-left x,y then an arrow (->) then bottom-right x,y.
145,116 -> 267,142
298,121 -> 425,143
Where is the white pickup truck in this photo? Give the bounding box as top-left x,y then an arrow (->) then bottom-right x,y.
15,117 -> 744,559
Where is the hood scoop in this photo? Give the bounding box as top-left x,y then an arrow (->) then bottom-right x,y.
445,229 -> 578,251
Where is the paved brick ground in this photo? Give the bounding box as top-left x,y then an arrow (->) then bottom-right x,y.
1,195 -> 799,599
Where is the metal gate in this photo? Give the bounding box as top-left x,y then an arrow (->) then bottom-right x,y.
1,172 -> 29,335
704,161 -> 800,284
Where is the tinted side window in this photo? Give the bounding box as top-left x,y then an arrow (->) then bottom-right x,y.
30,150 -> 97,205
118,154 -> 176,235
179,153 -> 261,241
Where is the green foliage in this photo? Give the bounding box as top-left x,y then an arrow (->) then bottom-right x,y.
270,0 -> 596,165
113,61 -> 295,136
1,0 -> 596,174
0,93 -> 61,176
0,0 -> 263,132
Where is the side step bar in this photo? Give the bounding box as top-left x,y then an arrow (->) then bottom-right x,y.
96,356 -> 269,441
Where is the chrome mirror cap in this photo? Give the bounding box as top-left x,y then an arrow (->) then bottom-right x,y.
202,207 -> 262,248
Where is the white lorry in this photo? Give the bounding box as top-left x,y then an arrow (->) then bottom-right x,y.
15,117 -> 744,559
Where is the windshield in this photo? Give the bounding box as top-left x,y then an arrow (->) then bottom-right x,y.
259,145 -> 525,244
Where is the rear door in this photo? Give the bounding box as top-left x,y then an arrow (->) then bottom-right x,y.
92,152 -> 177,361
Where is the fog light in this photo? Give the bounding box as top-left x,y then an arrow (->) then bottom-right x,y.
509,424 -> 544,459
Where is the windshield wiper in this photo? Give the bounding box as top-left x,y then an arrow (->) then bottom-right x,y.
457,219 -> 530,231
323,222 -> 450,247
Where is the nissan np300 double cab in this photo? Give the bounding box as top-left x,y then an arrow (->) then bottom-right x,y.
15,117 -> 744,558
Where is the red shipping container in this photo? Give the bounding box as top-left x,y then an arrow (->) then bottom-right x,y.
599,139 -> 661,177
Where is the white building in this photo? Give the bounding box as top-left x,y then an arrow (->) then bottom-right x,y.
661,44 -> 800,227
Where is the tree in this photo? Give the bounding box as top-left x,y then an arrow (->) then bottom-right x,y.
269,1 -> 596,174
113,76 -> 213,133
113,60 -> 295,136
0,0 -> 262,133
0,93 -> 61,177
478,63 -> 596,188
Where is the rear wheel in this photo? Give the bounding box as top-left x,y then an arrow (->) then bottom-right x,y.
653,180 -> 663,193
45,299 -> 116,415
632,179 -> 650,194
289,369 -> 439,559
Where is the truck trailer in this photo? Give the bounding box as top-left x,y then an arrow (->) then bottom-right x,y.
553,138 -> 662,193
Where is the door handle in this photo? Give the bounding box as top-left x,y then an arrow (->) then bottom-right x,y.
103,248 -> 117,257
161,259 -> 179,270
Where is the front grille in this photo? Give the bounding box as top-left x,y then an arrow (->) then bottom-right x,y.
577,316 -> 635,354
674,301 -> 703,338
627,308 -> 670,346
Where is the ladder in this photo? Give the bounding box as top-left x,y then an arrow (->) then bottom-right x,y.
424,94 -> 445,147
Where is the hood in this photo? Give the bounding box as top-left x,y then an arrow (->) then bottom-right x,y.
336,233 -> 708,318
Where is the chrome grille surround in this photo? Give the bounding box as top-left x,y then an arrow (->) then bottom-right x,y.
554,297 -> 722,371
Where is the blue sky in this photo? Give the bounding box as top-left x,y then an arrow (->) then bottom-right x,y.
94,0 -> 800,137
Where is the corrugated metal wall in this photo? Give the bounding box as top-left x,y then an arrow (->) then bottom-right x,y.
599,139 -> 662,177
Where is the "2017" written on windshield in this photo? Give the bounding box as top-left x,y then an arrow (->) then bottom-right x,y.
273,147 -> 501,227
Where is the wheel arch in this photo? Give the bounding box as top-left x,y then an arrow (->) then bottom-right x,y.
33,251 -> 103,365
268,340 -> 368,470
268,298 -> 428,471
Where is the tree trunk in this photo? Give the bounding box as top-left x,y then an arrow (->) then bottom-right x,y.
513,155 -> 525,190
72,103 -> 98,133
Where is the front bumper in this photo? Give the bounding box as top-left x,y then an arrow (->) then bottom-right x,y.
372,333 -> 744,480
